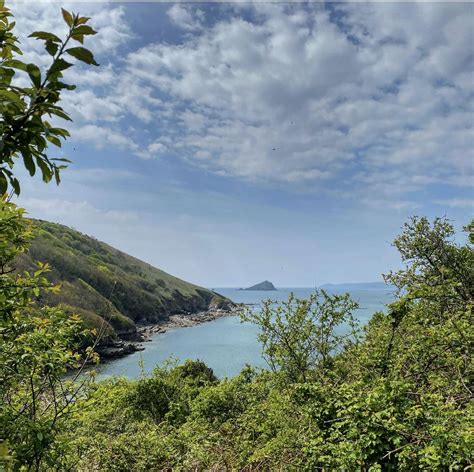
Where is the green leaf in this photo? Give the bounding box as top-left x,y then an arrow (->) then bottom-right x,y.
47,58 -> 73,76
10,177 -> 20,195
27,63 -> 41,88
46,107 -> 72,121
46,135 -> 62,147
61,8 -> 73,27
56,82 -> 76,91
22,150 -> 35,176
72,25 -> 97,36
36,158 -> 53,183
49,127 -> 70,138
0,89 -> 22,103
29,31 -> 61,43
66,47 -> 99,66
45,40 -> 59,57
1,44 -> 11,60
54,166 -> 61,184
3,59 -> 28,72
0,66 -> 15,82
0,170 -> 6,194
34,135 -> 46,153
71,34 -> 84,44
76,16 -> 91,26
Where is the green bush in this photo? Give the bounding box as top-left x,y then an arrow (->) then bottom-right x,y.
56,217 -> 473,471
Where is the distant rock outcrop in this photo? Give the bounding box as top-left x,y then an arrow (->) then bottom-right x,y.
240,280 -> 277,291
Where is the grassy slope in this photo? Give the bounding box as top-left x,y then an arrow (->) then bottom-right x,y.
16,220 -> 232,339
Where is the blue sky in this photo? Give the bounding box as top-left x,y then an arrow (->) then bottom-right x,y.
12,1 -> 474,287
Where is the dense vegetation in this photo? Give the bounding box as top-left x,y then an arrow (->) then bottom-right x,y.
50,217 -> 471,471
16,219 -> 231,341
1,6 -> 103,469
1,4 -> 473,471
2,200 -> 472,470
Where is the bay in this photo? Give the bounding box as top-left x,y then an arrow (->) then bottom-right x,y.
95,287 -> 394,380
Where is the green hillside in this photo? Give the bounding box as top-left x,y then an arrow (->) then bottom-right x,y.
16,220 -> 232,340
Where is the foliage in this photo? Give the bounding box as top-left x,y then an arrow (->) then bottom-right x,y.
0,199 -> 96,470
0,1 -> 98,195
384,216 -> 473,306
1,5 -> 472,470
0,7 -> 232,467
15,219 -> 232,339
0,5 -> 100,470
58,217 -> 473,471
241,290 -> 360,382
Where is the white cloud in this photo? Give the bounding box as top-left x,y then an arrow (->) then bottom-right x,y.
72,124 -> 138,152
114,2 -> 473,202
86,6 -> 133,53
135,141 -> 168,160
435,199 -> 474,209
9,2 -> 140,148
167,4 -> 203,32
10,2 -> 132,56
63,90 -> 124,123
71,64 -> 116,87
21,197 -> 138,224
9,2 -> 474,207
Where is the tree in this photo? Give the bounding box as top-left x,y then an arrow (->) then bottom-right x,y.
0,1 -> 98,196
0,198 -> 99,469
344,217 -> 474,468
241,290 -> 360,383
382,217 -> 473,376
0,4 -> 99,469
384,216 -> 473,306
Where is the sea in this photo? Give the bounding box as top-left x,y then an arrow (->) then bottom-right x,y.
94,286 -> 395,380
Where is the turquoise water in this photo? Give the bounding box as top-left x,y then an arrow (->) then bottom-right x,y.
95,287 -> 394,380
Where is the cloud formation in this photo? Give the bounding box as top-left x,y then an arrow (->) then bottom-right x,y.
11,2 -> 474,209
128,3 -> 472,203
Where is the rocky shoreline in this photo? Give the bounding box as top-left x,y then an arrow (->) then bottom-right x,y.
97,305 -> 244,360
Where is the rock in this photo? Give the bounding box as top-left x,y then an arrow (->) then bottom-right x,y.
240,280 -> 277,291
99,304 -> 244,363
120,330 -> 146,342
97,340 -> 144,359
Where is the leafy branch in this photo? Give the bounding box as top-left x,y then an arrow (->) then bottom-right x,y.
0,3 -> 98,195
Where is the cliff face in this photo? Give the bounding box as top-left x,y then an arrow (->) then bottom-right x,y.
241,280 -> 277,291
16,220 -> 233,340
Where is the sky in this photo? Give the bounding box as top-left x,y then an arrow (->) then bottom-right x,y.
10,1 -> 474,287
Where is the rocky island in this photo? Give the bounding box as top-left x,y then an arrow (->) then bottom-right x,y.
240,280 -> 277,291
